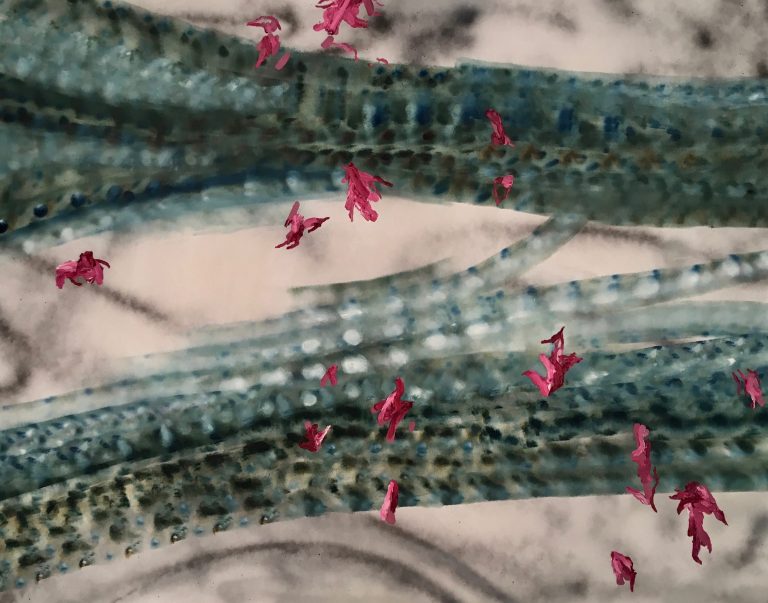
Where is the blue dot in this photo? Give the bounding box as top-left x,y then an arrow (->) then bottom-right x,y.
239,517 -> 250,527
416,443 -> 428,457
145,180 -> 162,195
150,538 -> 160,548
326,444 -> 337,455
463,441 -> 473,452
500,248 -> 510,259
369,443 -> 382,454
106,185 -> 123,202
106,552 -> 114,560
15,579 -> 25,589
33,204 -> 48,218
70,193 -> 87,207
59,563 -> 69,573
0,220 -> 7,234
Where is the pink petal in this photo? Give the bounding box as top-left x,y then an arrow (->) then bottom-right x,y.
299,421 -> 332,453
56,252 -> 110,288
376,57 -> 389,64
485,108 -> 515,147
670,482 -> 727,564
275,51 -> 291,71
610,551 -> 636,592
246,16 -> 281,34
372,377 -> 414,442
492,174 -> 515,206
523,327 -> 582,397
733,369 -> 765,409
276,202 -> 328,249
342,162 -> 393,222
380,480 -> 399,524
320,364 -> 339,387
408,420 -> 415,432
625,423 -> 659,512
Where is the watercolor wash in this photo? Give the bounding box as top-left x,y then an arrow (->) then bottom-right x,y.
0,0 -> 765,595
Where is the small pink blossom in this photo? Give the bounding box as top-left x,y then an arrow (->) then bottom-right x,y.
523,327 -> 582,397
275,202 -> 329,250
408,420 -> 415,432
55,251 -> 110,289
376,57 -> 389,64
610,551 -> 636,592
625,423 -> 659,512
492,175 -> 515,206
299,421 -> 332,453
247,16 -> 291,70
670,482 -> 727,564
320,364 -> 338,387
313,0 -> 380,37
733,369 -> 765,409
485,108 -> 514,147
380,479 -> 399,524
321,35 -> 359,60
342,162 -> 392,222
371,377 -> 414,442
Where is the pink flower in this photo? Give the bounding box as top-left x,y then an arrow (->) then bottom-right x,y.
320,364 -> 338,387
610,551 -> 636,592
247,16 -> 291,70
408,420 -> 415,432
380,479 -> 399,524
55,251 -> 110,289
670,482 -> 727,564
523,327 -> 582,397
371,377 -> 414,442
313,0 -> 380,37
321,35 -> 359,60
376,57 -> 389,64
342,162 -> 393,222
299,421 -> 332,453
275,202 -> 329,250
492,175 -> 515,206
733,369 -> 765,409
625,423 -> 659,512
485,108 -> 514,147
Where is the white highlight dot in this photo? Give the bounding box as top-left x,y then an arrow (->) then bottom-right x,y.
342,356 -> 369,374
343,329 -> 362,345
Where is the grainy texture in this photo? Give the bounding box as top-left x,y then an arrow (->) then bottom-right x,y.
0,0 -> 767,601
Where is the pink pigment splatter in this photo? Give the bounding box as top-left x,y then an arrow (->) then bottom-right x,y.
485,108 -> 515,147
380,479 -> 399,524
55,251 -> 110,289
247,16 -> 291,70
610,551 -> 636,592
492,174 -> 515,206
732,369 -> 765,409
371,377 -> 414,442
298,421 -> 332,453
670,482 -> 728,564
313,0 -> 380,37
625,423 -> 659,512
342,162 -> 393,222
275,202 -> 329,250
523,327 -> 583,397
320,364 -> 339,387
321,35 -> 359,60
